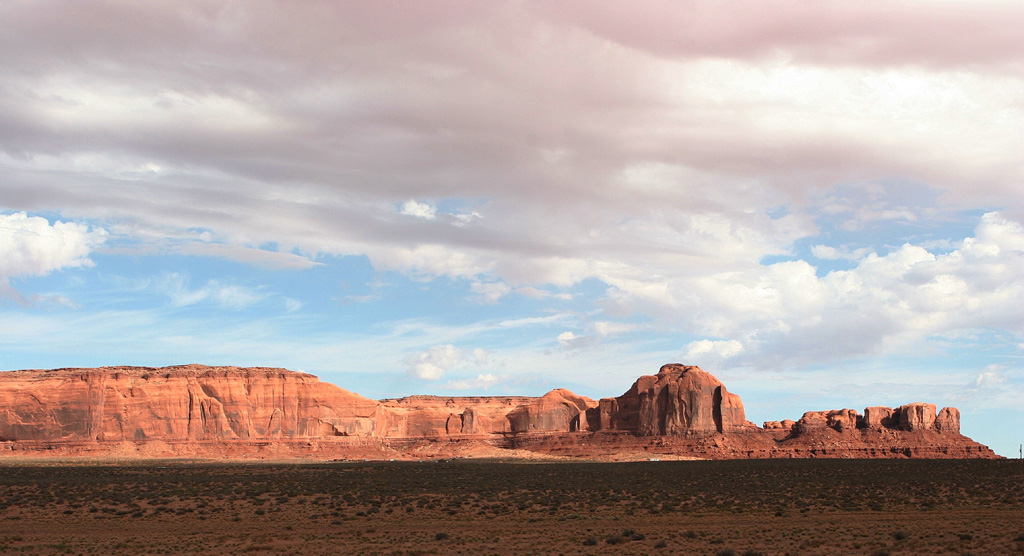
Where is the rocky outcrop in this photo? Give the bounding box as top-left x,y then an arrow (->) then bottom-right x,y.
791,403 -> 961,436
506,389 -> 596,434
897,403 -> 937,431
795,409 -> 860,434
0,363 -> 997,460
935,407 -> 960,432
863,406 -> 896,428
591,364 -> 749,436
0,365 -> 379,443
376,395 -> 533,437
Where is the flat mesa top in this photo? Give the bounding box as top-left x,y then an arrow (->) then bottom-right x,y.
0,364 -> 311,379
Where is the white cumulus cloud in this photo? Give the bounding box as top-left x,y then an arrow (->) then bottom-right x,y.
0,212 -> 106,301
0,212 -> 104,280
811,244 -> 872,261
409,344 -> 463,380
400,200 -> 437,220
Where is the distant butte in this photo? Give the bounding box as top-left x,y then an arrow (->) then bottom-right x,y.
0,363 -> 999,460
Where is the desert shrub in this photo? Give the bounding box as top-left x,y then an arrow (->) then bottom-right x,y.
893,531 -> 908,541
582,535 -> 598,546
434,532 -> 449,541
716,549 -> 737,556
654,539 -> 668,549
605,535 -> 626,545
870,551 -> 890,556
958,533 -> 973,541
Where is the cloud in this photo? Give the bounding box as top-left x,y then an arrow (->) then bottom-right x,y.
470,280 -> 511,304
399,200 -> 436,220
3,2 -> 1020,286
173,242 -> 321,270
339,293 -> 381,304
452,211 -> 482,226
687,212 -> 1024,365
557,330 -> 602,351
0,212 -> 105,302
445,373 -> 499,390
683,339 -> 745,361
593,321 -> 635,337
154,273 -> 264,310
973,367 -> 1007,388
810,244 -> 872,261
408,344 -> 463,380
0,212 -> 104,279
557,331 -> 580,348
1,2 -> 1023,382
283,298 -> 303,312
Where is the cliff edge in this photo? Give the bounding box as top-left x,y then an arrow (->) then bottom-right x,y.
0,363 -> 999,460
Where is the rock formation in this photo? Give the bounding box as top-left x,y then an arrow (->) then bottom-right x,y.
0,363 -> 999,460
590,364 -> 749,436
376,395 -> 533,437
506,389 -> 595,434
0,365 -> 380,443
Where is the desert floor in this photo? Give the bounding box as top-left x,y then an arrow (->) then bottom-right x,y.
0,458 -> 1022,555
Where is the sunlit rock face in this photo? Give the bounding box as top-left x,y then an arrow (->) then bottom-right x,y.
506,388 -> 596,434
934,407 -> 961,432
592,364 -> 748,435
0,365 -> 380,442
0,364 -> 991,460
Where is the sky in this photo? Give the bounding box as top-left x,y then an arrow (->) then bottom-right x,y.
1,1 -> 1022,457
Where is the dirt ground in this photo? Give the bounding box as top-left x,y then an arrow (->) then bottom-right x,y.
0,459 -> 1022,555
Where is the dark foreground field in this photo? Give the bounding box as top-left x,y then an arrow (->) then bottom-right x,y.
0,459 -> 1022,555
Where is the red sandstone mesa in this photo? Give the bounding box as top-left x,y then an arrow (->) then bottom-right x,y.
0,363 -> 998,460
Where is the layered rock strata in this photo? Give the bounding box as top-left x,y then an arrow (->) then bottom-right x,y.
0,365 -> 380,442
0,363 -> 999,460
590,364 -> 750,435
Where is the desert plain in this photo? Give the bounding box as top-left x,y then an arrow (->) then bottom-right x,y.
0,458 -> 1022,555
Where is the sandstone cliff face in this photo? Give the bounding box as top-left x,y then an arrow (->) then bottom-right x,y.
0,365 -> 379,442
898,403 -> 937,431
789,402 -> 960,436
794,409 -> 860,434
376,395 -> 534,437
593,364 -> 748,436
862,406 -> 896,428
935,407 -> 960,432
506,389 -> 597,434
0,363 -> 996,460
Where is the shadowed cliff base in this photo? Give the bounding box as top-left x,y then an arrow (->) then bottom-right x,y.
0,364 -> 999,460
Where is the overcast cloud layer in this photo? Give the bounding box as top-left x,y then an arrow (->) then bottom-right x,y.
1,1 -> 1022,455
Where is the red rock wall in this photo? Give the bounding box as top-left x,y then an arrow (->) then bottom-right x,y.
506,389 -> 597,434
793,403 -> 960,436
375,395 -> 535,437
0,366 -> 379,442
0,363 -> 994,460
596,364 -> 748,436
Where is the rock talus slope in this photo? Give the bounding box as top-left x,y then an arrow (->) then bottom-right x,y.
0,363 -> 999,460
